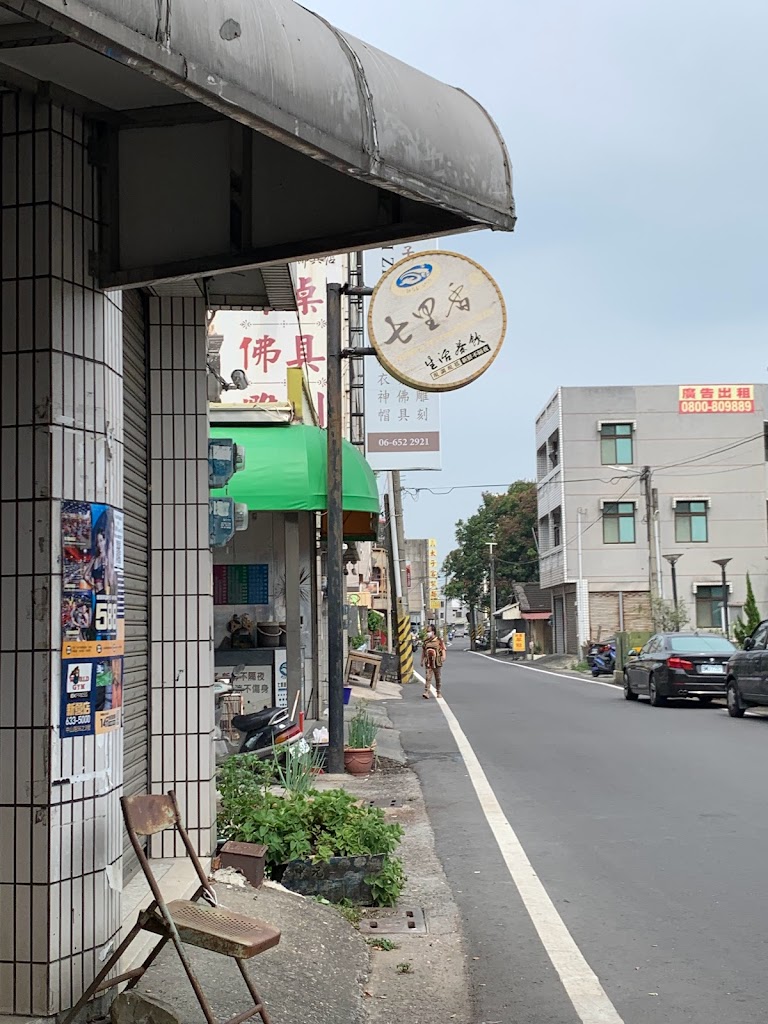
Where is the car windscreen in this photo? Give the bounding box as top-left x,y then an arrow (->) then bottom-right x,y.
667,636 -> 736,653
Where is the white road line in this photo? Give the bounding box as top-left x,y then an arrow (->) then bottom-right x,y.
472,652 -> 620,689
435,691 -> 625,1024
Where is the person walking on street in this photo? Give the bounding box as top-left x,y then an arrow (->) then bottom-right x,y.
422,626 -> 446,699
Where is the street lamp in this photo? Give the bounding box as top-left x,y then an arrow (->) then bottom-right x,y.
712,558 -> 732,637
663,553 -> 683,607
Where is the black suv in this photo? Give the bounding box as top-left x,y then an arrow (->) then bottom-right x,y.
726,620 -> 768,717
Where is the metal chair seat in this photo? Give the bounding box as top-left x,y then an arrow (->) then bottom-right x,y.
166,900 -> 281,959
61,791 -> 280,1024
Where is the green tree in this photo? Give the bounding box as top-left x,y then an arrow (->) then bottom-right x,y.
443,481 -> 538,646
734,573 -> 761,645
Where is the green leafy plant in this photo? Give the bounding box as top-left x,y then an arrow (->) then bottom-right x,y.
367,937 -> 399,951
272,743 -> 324,796
349,633 -> 368,649
734,573 -> 761,645
396,961 -> 413,974
365,855 -> 405,907
216,753 -> 275,825
217,779 -> 404,904
651,596 -> 690,631
368,609 -> 385,632
346,703 -> 378,750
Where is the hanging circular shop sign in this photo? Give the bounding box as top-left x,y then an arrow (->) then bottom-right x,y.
367,250 -> 506,392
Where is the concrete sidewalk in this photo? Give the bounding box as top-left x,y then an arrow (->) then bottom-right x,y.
134,880 -> 369,1024
129,683 -> 471,1024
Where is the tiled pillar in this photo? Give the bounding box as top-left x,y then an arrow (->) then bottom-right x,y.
0,94 -> 123,1015
147,298 -> 215,857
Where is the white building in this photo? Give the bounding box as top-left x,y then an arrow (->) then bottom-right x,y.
536,385 -> 768,653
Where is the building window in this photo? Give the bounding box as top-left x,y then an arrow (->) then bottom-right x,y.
548,430 -> 560,470
538,515 -> 550,551
675,500 -> 708,543
600,423 -> 633,465
602,501 -> 636,543
537,444 -> 548,480
551,507 -> 562,547
696,585 -> 725,628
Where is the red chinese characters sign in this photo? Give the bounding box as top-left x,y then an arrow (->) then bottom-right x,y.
678,385 -> 755,414
210,258 -> 342,426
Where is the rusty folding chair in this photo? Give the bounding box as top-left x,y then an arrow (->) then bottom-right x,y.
62,791 -> 280,1024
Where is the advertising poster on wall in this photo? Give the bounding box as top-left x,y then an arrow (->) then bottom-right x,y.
60,500 -> 124,738
209,257 -> 343,426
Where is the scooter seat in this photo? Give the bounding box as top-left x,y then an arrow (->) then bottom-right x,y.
232,707 -> 282,732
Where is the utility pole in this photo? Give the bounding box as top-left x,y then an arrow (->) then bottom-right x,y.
326,278 -> 374,774
576,507 -> 588,650
387,475 -> 413,683
488,541 -> 497,655
641,466 -> 661,622
392,471 -> 410,615
326,282 -> 345,774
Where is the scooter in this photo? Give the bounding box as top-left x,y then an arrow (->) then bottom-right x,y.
591,644 -> 616,677
232,704 -> 304,756
216,665 -> 304,757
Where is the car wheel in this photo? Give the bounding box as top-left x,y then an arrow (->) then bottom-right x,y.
623,672 -> 638,701
697,695 -> 714,705
727,681 -> 746,718
649,676 -> 666,707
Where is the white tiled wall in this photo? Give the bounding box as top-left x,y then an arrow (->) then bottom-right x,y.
147,297 -> 215,859
0,94 -> 123,1015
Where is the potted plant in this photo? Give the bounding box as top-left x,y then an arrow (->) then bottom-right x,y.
344,703 -> 378,775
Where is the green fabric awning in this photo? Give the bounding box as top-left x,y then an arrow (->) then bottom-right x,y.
210,424 -> 380,514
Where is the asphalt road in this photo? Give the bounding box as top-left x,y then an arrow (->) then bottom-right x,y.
389,650 -> 768,1024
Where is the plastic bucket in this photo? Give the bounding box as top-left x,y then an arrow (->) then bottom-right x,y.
343,685 -> 352,706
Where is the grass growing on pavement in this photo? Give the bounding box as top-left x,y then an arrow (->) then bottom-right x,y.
570,660 -> 589,673
366,937 -> 399,951
336,900 -> 363,927
396,962 -> 413,974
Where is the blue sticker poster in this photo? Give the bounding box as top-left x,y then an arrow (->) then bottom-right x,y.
60,501 -> 125,738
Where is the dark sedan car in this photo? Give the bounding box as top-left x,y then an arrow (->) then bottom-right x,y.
725,619 -> 768,718
623,632 -> 737,706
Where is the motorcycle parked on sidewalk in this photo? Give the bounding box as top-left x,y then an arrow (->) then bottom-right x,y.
215,665 -> 304,757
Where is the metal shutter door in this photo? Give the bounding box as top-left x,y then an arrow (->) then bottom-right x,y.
122,289 -> 150,881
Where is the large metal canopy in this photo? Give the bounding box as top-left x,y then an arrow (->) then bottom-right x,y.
0,0 -> 515,292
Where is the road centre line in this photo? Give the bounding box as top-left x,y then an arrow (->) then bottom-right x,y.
425,669 -> 625,1024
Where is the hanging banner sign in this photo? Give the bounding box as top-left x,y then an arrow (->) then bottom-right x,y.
368,250 -> 506,392
60,501 -> 124,737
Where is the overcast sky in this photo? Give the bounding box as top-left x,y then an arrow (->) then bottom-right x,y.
308,0 -> 768,569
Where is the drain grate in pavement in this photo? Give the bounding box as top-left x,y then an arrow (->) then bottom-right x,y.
360,907 -> 427,935
367,798 -> 403,809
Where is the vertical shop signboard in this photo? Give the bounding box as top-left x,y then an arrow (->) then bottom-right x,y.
60,501 -> 124,738
428,538 -> 440,610
365,242 -> 442,471
274,650 -> 288,709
